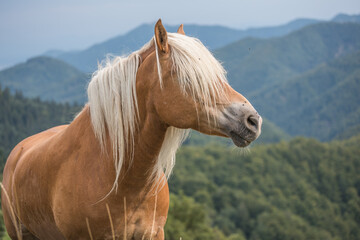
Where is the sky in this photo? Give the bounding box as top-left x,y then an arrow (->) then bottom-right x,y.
0,0 -> 359,69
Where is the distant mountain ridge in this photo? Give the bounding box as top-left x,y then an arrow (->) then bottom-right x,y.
215,22 -> 360,95
49,13 -> 360,73
332,13 -> 360,23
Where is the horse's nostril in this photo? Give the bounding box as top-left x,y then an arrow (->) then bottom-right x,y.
247,115 -> 258,129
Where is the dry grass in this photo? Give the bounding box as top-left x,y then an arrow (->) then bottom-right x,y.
0,183 -> 22,240
83,195 -> 160,240
123,197 -> 127,240
105,203 -> 115,240
150,194 -> 158,240
85,217 -> 94,240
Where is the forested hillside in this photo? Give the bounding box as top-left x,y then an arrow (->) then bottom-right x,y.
0,56 -> 89,103
166,136 -> 360,240
251,51 -> 360,140
0,85 -> 81,166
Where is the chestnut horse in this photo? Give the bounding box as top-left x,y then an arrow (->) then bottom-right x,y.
1,20 -> 262,239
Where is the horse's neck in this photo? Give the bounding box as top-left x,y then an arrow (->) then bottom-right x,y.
69,105 -> 168,189
127,111 -> 168,186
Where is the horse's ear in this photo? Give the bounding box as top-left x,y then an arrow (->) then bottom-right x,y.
155,19 -> 169,54
177,24 -> 185,35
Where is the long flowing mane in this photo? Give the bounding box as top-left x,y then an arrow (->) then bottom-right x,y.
87,33 -> 228,191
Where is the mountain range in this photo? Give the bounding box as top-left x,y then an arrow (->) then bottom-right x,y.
216,22 -> 360,95
50,20 -> 319,73
47,13 -> 360,73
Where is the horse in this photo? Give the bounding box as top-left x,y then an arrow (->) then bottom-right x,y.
1,19 -> 262,239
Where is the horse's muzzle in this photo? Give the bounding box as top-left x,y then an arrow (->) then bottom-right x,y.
220,103 -> 262,147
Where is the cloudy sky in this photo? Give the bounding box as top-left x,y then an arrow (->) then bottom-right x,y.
0,0 -> 359,69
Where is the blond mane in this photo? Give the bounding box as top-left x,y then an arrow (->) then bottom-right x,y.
87,32 -> 227,192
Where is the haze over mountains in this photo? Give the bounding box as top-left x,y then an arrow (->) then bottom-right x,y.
0,13 -> 360,142
216,22 -> 360,95
50,18 -> 318,73
46,13 -> 360,73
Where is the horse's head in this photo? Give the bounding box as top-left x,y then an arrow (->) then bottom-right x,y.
137,20 -> 262,147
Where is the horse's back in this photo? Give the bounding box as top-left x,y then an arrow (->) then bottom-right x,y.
2,125 -> 68,240
3,125 -> 68,182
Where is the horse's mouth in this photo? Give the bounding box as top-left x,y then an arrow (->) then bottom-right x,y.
228,130 -> 251,147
